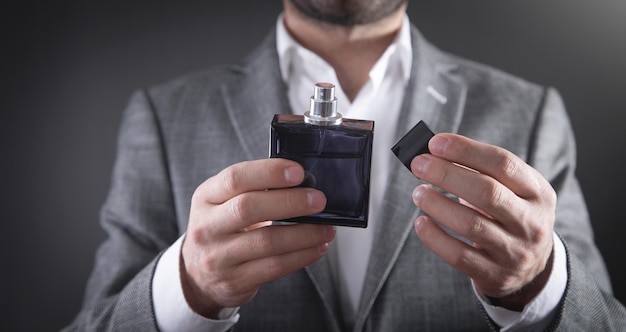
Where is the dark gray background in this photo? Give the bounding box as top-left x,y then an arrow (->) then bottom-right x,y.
2,1 -> 625,330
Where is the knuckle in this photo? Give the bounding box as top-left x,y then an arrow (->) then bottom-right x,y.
221,165 -> 245,195
187,226 -> 206,244
228,194 -> 254,222
527,222 -> 547,242
479,180 -> 504,209
520,212 -> 551,243
252,228 -> 276,253
215,279 -> 239,298
494,273 -> 518,294
466,214 -> 487,237
264,256 -> 284,277
514,248 -> 533,268
454,248 -> 474,269
542,186 -> 557,206
495,151 -> 519,179
202,254 -> 220,273
192,179 -> 214,206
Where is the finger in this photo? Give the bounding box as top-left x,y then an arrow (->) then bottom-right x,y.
411,154 -> 525,230
207,187 -> 327,234
224,223 -> 335,263
233,242 -> 330,288
427,134 -> 544,199
412,184 -> 507,255
414,215 -> 499,286
195,158 -> 305,205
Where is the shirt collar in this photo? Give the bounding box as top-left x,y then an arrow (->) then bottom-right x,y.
276,13 -> 413,87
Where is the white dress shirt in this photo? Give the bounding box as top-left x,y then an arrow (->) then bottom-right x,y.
151,14 -> 568,332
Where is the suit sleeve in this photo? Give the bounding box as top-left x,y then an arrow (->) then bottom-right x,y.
529,87 -> 626,330
63,90 -> 180,331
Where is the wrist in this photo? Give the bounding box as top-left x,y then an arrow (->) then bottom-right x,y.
179,250 -> 223,319
488,247 -> 555,311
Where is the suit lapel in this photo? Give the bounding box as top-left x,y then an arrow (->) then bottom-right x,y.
221,33 -> 291,161
306,255 -> 345,331
354,26 -> 468,331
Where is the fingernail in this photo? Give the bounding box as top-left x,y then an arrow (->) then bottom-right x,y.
411,155 -> 431,175
429,135 -> 450,155
284,165 -> 302,184
307,190 -> 326,210
322,225 -> 336,239
412,186 -> 426,204
319,243 -> 329,254
414,216 -> 426,232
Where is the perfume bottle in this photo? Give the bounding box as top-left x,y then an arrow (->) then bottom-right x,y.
270,82 -> 374,227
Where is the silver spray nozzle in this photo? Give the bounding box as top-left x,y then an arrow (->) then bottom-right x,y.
304,82 -> 343,126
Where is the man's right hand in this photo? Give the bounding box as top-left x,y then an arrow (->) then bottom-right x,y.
180,158 -> 335,318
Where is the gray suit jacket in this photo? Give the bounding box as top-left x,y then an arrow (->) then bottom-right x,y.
66,25 -> 626,331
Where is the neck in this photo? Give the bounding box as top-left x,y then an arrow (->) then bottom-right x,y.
283,1 -> 406,101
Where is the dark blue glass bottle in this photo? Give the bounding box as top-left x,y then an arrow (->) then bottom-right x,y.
270,83 -> 374,227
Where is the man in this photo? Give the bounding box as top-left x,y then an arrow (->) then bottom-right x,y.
66,0 -> 626,331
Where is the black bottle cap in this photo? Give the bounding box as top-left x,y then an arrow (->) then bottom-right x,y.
391,120 -> 435,170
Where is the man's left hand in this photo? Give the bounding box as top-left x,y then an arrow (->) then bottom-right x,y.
411,133 -> 556,311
